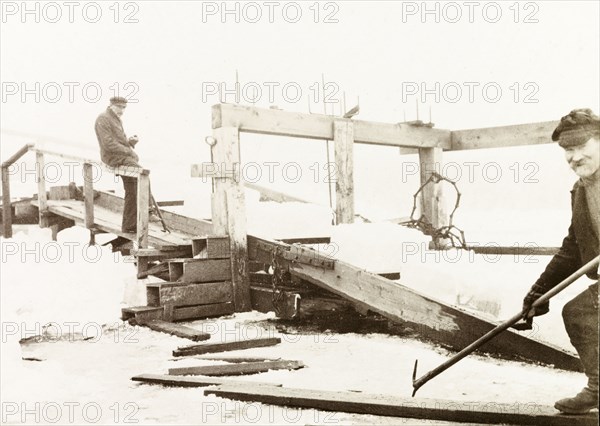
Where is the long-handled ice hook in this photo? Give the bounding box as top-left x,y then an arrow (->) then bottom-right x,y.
411,255 -> 599,397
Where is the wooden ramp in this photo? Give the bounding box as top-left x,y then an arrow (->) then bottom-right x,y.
204,384 -> 599,426
32,198 -> 191,249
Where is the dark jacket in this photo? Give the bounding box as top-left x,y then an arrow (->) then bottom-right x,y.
95,108 -> 140,168
535,180 -> 599,290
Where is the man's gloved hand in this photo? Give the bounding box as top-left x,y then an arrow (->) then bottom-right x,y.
128,135 -> 139,147
522,282 -> 550,319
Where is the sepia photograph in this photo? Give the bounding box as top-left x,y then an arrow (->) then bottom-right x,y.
1,1 -> 599,424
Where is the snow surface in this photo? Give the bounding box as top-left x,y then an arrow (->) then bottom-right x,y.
1,200 -> 592,425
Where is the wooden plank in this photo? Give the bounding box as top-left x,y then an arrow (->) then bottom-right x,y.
248,236 -> 580,371
121,306 -> 164,323
35,151 -> 49,227
168,360 -> 304,376
205,385 -> 598,426
468,246 -> 560,256
195,356 -> 283,363
182,258 -> 232,282
172,302 -> 234,322
83,163 -> 94,228
244,182 -> 311,204
142,320 -> 210,341
450,121 -> 557,151
277,237 -> 331,245
155,200 -> 184,207
333,119 -> 355,224
173,337 -> 282,357
48,186 -> 72,200
136,171 -> 150,249
146,281 -> 233,307
1,167 -> 12,238
131,373 -> 282,388
213,104 -> 451,149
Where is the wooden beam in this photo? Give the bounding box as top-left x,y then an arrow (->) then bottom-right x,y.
204,385 -> 598,426
168,360 -> 304,376
418,147 -> 448,247
450,121 -> 558,151
170,302 -> 234,322
35,151 -> 49,228
146,281 -> 233,308
131,374 -> 282,388
2,167 -> 12,238
173,337 -> 282,357
83,163 -> 94,229
212,104 -> 451,148
1,143 -> 33,169
333,119 -> 354,224
468,246 -> 560,256
210,125 -> 251,312
136,171 -> 150,249
244,182 -> 312,204
248,237 -> 580,371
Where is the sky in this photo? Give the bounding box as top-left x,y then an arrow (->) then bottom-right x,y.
1,0 -> 599,220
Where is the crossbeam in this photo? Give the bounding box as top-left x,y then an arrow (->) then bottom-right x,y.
213,104 -> 451,149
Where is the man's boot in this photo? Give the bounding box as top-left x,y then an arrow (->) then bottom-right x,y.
555,343 -> 599,414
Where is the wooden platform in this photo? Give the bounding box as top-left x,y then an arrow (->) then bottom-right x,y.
204,384 -> 599,426
31,199 -> 192,249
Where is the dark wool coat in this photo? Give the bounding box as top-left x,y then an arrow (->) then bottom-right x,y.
95,108 -> 139,168
535,180 -> 599,290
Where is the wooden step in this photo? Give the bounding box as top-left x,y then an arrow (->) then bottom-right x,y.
167,258 -> 231,282
191,236 -> 230,258
121,306 -> 164,324
168,302 -> 234,322
147,281 -> 233,308
173,337 -> 282,357
204,385 -> 599,426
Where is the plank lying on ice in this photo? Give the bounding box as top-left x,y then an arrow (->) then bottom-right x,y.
204,385 -> 599,426
131,374 -> 281,388
142,320 -> 211,341
173,337 -> 282,357
194,356 -> 283,363
168,360 -> 304,376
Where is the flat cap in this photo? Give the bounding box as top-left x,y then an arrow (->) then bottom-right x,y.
552,108 -> 600,148
109,96 -> 128,106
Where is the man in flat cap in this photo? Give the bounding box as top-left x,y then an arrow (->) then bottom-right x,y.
95,96 -> 145,233
520,108 -> 599,414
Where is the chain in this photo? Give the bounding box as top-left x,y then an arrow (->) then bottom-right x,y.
399,171 -> 468,249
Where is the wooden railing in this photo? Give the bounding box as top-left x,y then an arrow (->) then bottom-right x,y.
1,144 -> 151,248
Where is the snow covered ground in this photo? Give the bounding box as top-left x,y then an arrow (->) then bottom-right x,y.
0,198 -> 592,425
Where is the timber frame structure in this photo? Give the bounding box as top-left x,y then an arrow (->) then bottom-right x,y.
1,103 -> 574,370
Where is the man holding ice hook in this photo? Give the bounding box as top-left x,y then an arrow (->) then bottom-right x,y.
518,108 -> 599,414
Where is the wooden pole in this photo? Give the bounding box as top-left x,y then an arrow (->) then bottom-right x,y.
418,147 -> 447,248
137,171 -> 150,249
2,167 -> 12,238
36,151 -> 48,228
333,119 -> 355,224
211,126 -> 251,312
83,163 -> 94,229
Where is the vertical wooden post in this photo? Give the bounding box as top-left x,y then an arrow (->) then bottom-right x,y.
83,163 -> 94,229
211,126 -> 251,312
2,167 -> 12,238
333,119 -> 355,224
418,147 -> 448,248
36,151 -> 49,228
137,170 -> 150,249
